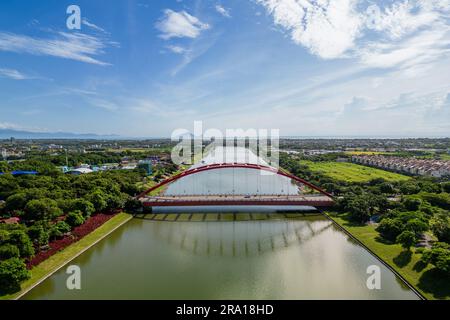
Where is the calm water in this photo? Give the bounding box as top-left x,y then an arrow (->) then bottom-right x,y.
22,147 -> 419,300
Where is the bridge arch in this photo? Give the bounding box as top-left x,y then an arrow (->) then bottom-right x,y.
137,163 -> 333,199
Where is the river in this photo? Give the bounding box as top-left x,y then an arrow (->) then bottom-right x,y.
22,147 -> 419,300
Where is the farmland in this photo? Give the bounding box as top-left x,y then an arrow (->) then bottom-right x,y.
302,161 -> 410,183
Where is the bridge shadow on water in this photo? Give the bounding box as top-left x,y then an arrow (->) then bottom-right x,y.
133,212 -> 322,223
132,211 -> 333,258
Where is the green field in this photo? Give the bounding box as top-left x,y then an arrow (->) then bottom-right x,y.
329,214 -> 450,300
303,161 -> 410,183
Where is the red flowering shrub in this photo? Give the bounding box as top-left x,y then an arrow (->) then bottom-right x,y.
26,212 -> 118,269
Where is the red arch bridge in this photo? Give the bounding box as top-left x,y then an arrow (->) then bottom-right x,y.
137,163 -> 335,208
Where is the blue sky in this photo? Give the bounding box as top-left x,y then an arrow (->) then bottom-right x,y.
0,0 -> 449,137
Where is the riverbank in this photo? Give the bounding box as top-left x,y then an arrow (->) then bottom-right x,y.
1,212 -> 132,300
326,213 -> 450,300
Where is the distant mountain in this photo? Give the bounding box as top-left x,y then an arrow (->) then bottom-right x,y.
0,128 -> 120,140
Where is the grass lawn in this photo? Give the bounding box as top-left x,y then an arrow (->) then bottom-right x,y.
329,214 -> 450,300
303,161 -> 410,183
1,212 -> 133,300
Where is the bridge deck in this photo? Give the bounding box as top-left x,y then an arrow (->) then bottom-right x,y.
141,194 -> 334,207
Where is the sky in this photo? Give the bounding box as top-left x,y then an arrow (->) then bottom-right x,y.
0,0 -> 449,138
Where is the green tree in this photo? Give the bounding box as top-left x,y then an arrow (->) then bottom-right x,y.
24,198 -> 63,221
403,197 -> 422,211
49,221 -> 71,239
399,182 -> 420,195
8,229 -> 34,258
0,175 -> 19,198
68,199 -> 95,218
347,195 -> 371,223
405,218 -> 429,235
0,258 -> 30,294
86,190 -> 108,212
442,182 -> 450,193
376,218 -> 404,242
396,230 -> 417,251
125,198 -> 143,213
27,223 -> 50,247
0,244 -> 20,260
66,211 -> 85,228
431,213 -> 450,243
379,182 -> 395,194
5,193 -> 28,212
421,243 -> 450,275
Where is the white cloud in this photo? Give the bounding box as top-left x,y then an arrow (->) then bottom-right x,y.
369,1 -> 440,39
0,68 -> 31,80
0,122 -> 46,132
215,5 -> 231,18
166,45 -> 188,54
82,18 -> 108,34
257,0 -> 363,59
0,122 -> 20,130
0,31 -> 117,66
256,0 -> 450,65
156,9 -> 210,40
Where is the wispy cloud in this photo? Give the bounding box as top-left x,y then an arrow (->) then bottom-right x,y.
0,68 -> 32,80
359,26 -> 450,71
0,122 -> 47,132
166,45 -> 189,54
87,98 -> 120,111
82,18 -> 108,34
215,5 -> 231,18
0,31 -> 117,66
156,9 -> 210,40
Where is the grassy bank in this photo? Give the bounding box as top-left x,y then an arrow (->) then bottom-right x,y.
303,161 -> 410,183
328,213 -> 450,300
1,212 -> 132,300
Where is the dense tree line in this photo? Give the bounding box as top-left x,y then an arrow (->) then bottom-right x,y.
1,151 -> 173,170
0,163 -> 147,293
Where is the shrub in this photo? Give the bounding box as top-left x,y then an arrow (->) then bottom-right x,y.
27,223 -> 50,247
419,193 -> 450,210
0,258 -> 30,294
396,230 -> 417,250
68,199 -> 95,218
0,244 -> 20,260
49,221 -> 71,240
403,197 -> 422,211
377,218 -> 404,242
24,198 -> 63,221
421,243 -> 450,275
431,213 -> 450,243
8,230 -> 34,258
66,211 -> 85,228
405,218 -> 429,235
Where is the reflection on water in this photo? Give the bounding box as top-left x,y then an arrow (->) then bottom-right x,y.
150,218 -> 333,258
22,216 -> 419,300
